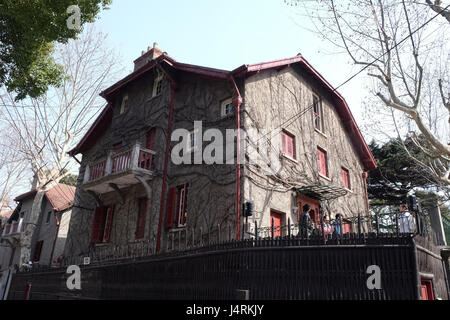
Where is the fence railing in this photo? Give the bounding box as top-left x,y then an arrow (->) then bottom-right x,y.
53,210 -> 427,269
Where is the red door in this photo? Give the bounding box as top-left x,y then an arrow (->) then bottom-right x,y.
298,195 -> 321,226
270,210 -> 283,238
421,280 -> 434,300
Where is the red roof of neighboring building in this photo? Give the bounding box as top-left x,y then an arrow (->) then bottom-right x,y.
13,184 -> 75,212
68,53 -> 377,171
0,209 -> 14,221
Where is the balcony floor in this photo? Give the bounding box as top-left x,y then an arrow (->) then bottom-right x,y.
82,168 -> 155,194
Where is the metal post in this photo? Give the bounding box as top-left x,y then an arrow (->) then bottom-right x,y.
288,217 -> 291,238
358,213 -> 361,236
395,210 -> 399,235
271,217 -> 274,239
375,212 -> 379,234
255,220 -> 258,241
218,224 -> 221,244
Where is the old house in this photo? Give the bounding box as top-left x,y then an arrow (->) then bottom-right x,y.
0,184 -> 75,270
64,44 -> 376,260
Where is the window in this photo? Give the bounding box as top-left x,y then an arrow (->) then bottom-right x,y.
165,184 -> 188,229
313,94 -> 324,132
135,198 -> 147,240
186,129 -> 199,153
33,241 -> 44,262
152,72 -> 164,97
119,95 -> 128,114
341,167 -> 351,190
282,130 -> 296,159
91,205 -> 115,243
221,98 -> 234,117
421,279 -> 434,300
317,147 -> 328,177
46,211 -> 52,224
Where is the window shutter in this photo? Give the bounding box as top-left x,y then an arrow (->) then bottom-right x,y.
103,205 -> 115,242
165,187 -> 178,229
180,184 -> 188,226
91,206 -> 107,243
317,148 -> 327,176
282,132 -> 287,154
146,128 -> 156,150
341,168 -> 350,189
135,199 -> 147,239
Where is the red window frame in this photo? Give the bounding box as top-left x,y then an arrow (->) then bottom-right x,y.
341,167 -> 351,190
135,198 -> 147,240
282,130 -> 296,159
91,205 -> 115,243
165,184 -> 188,229
317,147 -> 328,177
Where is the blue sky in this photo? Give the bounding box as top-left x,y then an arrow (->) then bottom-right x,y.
96,0 -> 368,125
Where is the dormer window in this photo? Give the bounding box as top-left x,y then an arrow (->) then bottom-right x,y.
221,98 -> 234,117
120,95 -> 128,114
152,71 -> 164,97
313,94 -> 324,133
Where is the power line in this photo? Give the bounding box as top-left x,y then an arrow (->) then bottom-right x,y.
252,3 -> 450,147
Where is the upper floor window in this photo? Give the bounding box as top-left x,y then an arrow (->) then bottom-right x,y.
317,147 -> 329,177
313,94 -> 324,133
165,184 -> 188,229
341,167 -> 351,190
46,211 -> 52,224
221,98 -> 234,117
152,71 -> 164,97
187,129 -> 200,153
282,130 -> 296,160
120,95 -> 128,114
33,240 -> 44,262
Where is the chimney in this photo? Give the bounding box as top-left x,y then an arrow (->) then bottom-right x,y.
134,42 -> 163,71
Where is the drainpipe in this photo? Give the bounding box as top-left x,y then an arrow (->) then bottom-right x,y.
230,75 -> 243,240
49,213 -> 60,266
156,79 -> 177,253
362,172 -> 371,230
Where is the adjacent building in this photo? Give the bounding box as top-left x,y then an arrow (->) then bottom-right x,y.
0,184 -> 75,270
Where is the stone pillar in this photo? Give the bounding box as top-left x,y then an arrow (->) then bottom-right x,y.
429,199 -> 447,246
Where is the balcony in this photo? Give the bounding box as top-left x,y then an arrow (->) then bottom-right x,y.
82,143 -> 157,194
1,219 -> 23,237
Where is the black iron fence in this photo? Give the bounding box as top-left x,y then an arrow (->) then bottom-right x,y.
8,234 -> 419,300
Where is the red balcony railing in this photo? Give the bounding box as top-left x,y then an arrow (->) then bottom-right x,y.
84,144 -> 156,184
139,149 -> 154,171
89,161 -> 106,181
5,224 -> 11,235
111,150 -> 132,174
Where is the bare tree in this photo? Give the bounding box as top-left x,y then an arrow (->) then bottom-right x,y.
286,0 -> 449,192
0,24 -> 124,266
0,130 -> 28,210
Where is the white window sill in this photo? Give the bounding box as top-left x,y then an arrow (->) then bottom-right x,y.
318,173 -> 332,182
314,129 -> 327,139
281,154 -> 298,164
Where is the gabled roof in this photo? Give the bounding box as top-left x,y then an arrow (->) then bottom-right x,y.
68,54 -> 377,171
14,183 -> 76,212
